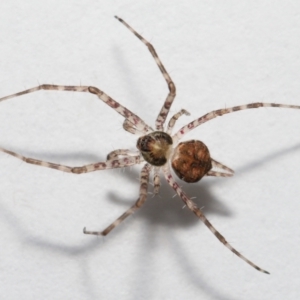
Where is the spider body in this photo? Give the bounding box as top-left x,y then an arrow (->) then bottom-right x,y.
1,16 -> 300,274
172,140 -> 212,183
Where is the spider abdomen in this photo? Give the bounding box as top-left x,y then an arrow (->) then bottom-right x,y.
172,140 -> 212,183
137,131 -> 173,166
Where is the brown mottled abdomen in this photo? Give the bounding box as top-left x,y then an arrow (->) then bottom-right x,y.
172,140 -> 212,183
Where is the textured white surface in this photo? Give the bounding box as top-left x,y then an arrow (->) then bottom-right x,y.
0,1 -> 300,299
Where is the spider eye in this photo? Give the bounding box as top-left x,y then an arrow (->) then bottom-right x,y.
137,131 -> 173,166
172,140 -> 212,183
137,135 -> 153,152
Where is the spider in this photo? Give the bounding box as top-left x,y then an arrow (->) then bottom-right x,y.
1,16 -> 300,275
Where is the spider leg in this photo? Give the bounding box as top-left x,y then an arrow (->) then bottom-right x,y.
153,167 -> 161,194
115,16 -> 176,131
162,164 -> 269,274
123,119 -> 135,135
106,149 -> 140,160
84,163 -> 152,236
173,102 -> 300,142
0,84 -> 152,133
206,170 -> 233,177
211,158 -> 234,175
166,109 -> 190,135
0,146 -> 141,174
123,119 -> 148,135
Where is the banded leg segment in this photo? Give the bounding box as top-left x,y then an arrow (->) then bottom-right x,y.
153,167 -> 161,194
167,109 -> 190,135
123,119 -> 149,135
123,119 -> 138,135
84,163 -> 152,236
211,158 -> 234,175
0,146 -> 141,174
106,149 -> 140,160
173,102 -> 300,142
162,164 -> 269,274
0,84 -> 152,133
115,16 -> 176,131
206,170 -> 233,177
208,158 -> 235,177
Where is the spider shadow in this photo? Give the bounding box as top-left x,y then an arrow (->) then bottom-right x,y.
1,141 -> 299,300
111,45 -> 164,124
106,170 -> 235,300
112,46 -> 150,109
235,142 -> 300,175
105,141 -> 300,300
0,148 -> 112,299
0,201 -> 106,299
1,147 -> 231,300
107,170 -> 231,232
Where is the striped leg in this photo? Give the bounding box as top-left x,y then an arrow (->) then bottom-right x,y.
84,163 -> 152,236
206,170 -> 233,177
0,84 -> 152,133
173,102 -> 300,142
0,146 -> 141,174
208,158 -> 235,177
162,164 -> 269,274
166,109 -> 190,135
123,119 -> 150,135
115,16 -> 176,131
153,167 -> 161,194
106,149 -> 140,160
211,158 -> 234,175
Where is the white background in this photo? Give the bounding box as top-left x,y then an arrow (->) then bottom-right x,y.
0,1 -> 300,300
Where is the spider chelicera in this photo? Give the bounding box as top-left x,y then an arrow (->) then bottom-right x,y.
1,16 -> 300,274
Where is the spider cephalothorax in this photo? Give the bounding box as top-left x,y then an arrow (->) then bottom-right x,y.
1,16 -> 300,274
137,131 -> 172,166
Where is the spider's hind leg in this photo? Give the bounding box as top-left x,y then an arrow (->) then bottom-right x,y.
162,164 -> 269,274
208,158 -> 234,177
206,170 -> 233,178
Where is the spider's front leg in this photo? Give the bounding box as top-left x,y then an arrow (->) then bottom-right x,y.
0,84 -> 153,133
0,146 -> 141,173
173,102 -> 300,142
115,16 -> 176,131
84,163 -> 152,236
